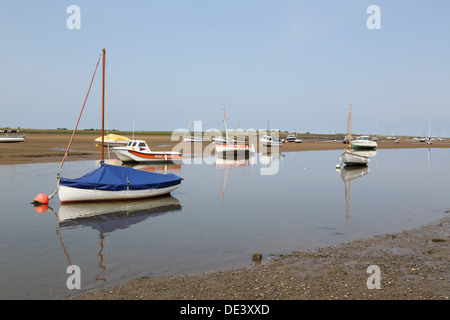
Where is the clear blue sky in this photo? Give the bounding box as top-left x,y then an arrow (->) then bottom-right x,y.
1,0 -> 449,137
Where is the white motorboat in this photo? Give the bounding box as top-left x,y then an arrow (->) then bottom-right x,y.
112,139 -> 182,163
260,134 -> 283,147
285,134 -> 302,143
351,136 -> 377,149
0,130 -> 26,143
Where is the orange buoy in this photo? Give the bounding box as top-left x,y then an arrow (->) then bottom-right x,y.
34,203 -> 49,213
34,193 -> 49,204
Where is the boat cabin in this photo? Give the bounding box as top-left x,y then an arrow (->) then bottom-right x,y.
261,135 -> 278,142
353,136 -> 370,141
127,140 -> 150,150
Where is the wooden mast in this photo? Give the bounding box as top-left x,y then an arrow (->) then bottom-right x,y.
101,48 -> 105,162
348,104 -> 352,151
223,109 -> 229,142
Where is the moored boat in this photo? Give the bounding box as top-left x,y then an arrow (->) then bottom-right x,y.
59,163 -> 182,203
54,49 -> 183,203
285,134 -> 302,143
215,110 -> 255,156
94,133 -> 130,146
340,104 -> 370,166
112,139 -> 182,163
260,134 -> 283,147
351,135 -> 377,149
0,130 -> 26,143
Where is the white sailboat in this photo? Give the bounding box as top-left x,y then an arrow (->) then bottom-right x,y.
214,109 -> 255,155
55,49 -> 183,203
183,121 -> 203,142
340,104 -> 370,166
426,116 -> 433,145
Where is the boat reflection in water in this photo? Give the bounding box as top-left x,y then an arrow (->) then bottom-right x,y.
49,196 -> 182,284
122,162 -> 182,175
351,150 -> 377,158
337,165 -> 370,223
57,196 -> 182,228
214,153 -> 256,168
215,154 -> 256,198
259,152 -> 284,176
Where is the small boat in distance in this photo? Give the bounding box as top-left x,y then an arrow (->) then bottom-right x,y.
340,104 -> 370,166
285,134 -> 303,143
215,109 -> 255,156
112,139 -> 182,163
183,121 -> 203,142
351,135 -> 377,149
0,130 -> 26,143
260,134 -> 283,147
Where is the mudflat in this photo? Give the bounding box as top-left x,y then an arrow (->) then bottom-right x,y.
75,217 -> 448,300
1,132 -> 448,165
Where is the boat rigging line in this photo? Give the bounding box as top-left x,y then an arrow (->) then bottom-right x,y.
48,52 -> 102,200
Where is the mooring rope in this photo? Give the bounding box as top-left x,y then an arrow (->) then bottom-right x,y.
48,53 -> 102,200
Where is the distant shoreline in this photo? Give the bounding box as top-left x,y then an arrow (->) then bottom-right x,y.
1,132 -> 449,165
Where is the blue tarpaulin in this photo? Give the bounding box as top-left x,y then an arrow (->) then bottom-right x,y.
60,163 -> 182,191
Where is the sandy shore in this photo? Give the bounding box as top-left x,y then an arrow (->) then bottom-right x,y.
1,132 -> 449,165
75,217 -> 448,300
2,133 -> 448,301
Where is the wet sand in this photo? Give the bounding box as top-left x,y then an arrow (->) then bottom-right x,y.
1,133 -> 448,301
75,217 -> 448,300
1,132 -> 448,165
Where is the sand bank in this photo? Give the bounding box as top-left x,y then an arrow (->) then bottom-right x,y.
1,133 -> 448,165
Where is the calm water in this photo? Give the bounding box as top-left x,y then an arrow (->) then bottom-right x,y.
0,148 -> 449,299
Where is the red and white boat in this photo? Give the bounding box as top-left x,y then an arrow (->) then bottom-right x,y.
112,139 -> 182,163
214,109 -> 255,156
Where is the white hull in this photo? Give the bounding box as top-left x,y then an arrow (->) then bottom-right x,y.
215,144 -> 255,154
260,135 -> 283,147
58,184 -> 180,203
260,140 -> 283,147
352,141 -> 377,149
183,136 -> 203,142
0,136 -> 26,143
113,148 -> 182,163
351,136 -> 377,149
340,151 -> 370,166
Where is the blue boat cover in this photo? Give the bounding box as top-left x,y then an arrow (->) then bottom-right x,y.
60,163 -> 182,191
